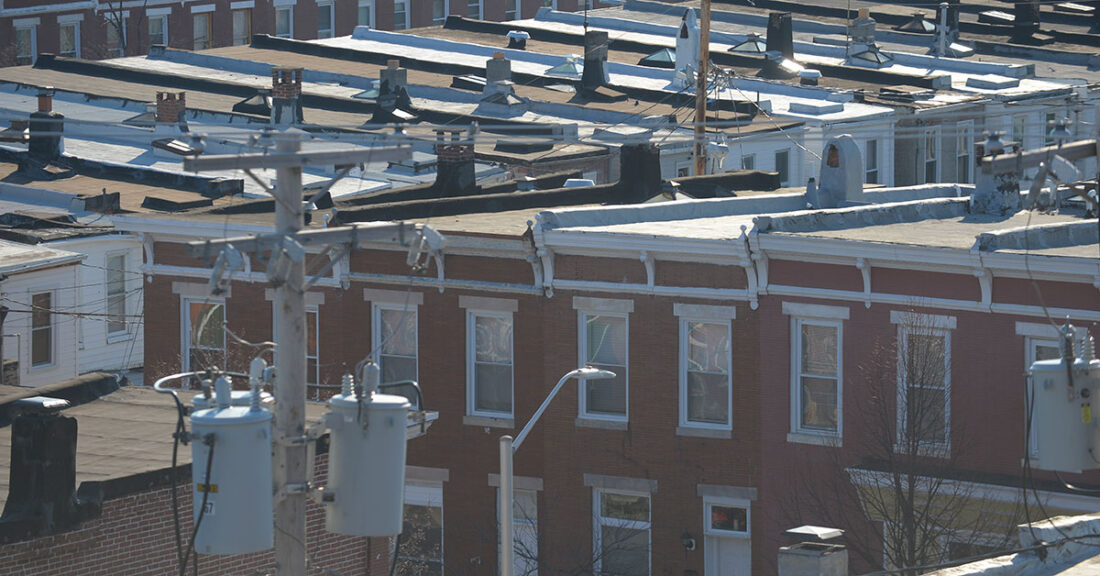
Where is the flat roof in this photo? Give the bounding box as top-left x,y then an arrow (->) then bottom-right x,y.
0,238 -> 83,274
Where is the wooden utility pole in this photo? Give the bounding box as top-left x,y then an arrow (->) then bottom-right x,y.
693,0 -> 711,177
183,136 -> 435,576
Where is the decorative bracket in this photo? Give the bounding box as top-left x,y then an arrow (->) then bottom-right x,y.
975,268 -> 992,311
538,247 -> 555,298
640,251 -> 655,292
855,258 -> 872,309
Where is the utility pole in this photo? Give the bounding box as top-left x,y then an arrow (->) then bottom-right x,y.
693,0 -> 711,177
183,135 -> 435,576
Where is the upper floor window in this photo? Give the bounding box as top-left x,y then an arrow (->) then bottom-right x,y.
923,127 -> 940,184
317,2 -> 334,38
148,14 -> 168,46
775,149 -> 790,187
956,122 -> 973,184
15,21 -> 37,65
275,6 -> 293,38
232,8 -> 252,45
192,12 -> 212,50
184,299 -> 224,372
31,292 -> 53,367
576,297 -> 632,422
594,490 -> 650,576
893,311 -> 954,454
785,302 -> 848,443
505,0 -> 518,20
59,20 -> 80,58
358,0 -> 374,27
106,15 -> 126,56
865,139 -> 879,184
467,0 -> 481,18
394,0 -> 409,30
741,154 -> 755,171
400,483 -> 444,576
465,302 -> 514,418
677,303 -> 734,431
106,253 -> 128,337
432,0 -> 447,24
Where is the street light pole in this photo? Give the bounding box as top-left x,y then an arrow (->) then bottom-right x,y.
499,366 -> 616,576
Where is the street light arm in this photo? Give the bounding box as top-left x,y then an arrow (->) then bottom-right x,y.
512,366 -> 614,451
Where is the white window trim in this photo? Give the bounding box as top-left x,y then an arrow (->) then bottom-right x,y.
865,138 -> 879,184
788,316 -> 844,443
30,290 -> 56,369
316,1 -> 334,37
403,481 -> 444,574
275,5 -> 294,37
181,297 -> 225,373
148,14 -> 169,46
775,148 -> 791,186
147,7 -> 172,16
465,308 -> 515,419
57,13 -> 84,23
677,314 -> 733,432
956,120 -> 974,184
431,0 -> 448,24
105,251 -> 131,342
231,0 -> 254,8
371,301 -> 418,383
924,126 -> 941,184
577,309 -> 629,423
15,21 -> 38,65
783,301 -> 849,320
592,488 -> 652,576
59,21 -> 81,58
393,0 -> 410,29
702,496 -> 751,539
358,0 -> 375,27
190,4 -> 216,13
364,287 -> 423,306
894,320 -> 952,455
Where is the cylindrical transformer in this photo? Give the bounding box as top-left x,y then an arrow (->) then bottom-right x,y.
190,380 -> 274,555
325,392 -> 410,536
192,390 -> 273,410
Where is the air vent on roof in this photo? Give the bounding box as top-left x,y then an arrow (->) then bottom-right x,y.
730,33 -> 767,53
965,75 -> 1021,90
151,138 -> 202,156
788,101 -> 844,115
895,13 -> 936,33
638,48 -> 676,69
849,44 -> 893,66
232,92 -> 274,116
452,75 -> 487,91
546,55 -> 583,79
507,30 -> 529,50
481,91 -> 525,106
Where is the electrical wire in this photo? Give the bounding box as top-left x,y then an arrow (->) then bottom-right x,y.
179,432 -> 216,576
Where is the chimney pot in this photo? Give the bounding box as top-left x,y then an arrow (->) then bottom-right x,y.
387,59 -> 400,69
37,87 -> 55,113
858,7 -> 869,18
155,91 -> 187,124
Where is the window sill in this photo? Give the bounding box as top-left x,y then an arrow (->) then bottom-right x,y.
463,415 -> 514,429
677,426 -> 732,439
575,417 -> 628,431
787,432 -> 841,447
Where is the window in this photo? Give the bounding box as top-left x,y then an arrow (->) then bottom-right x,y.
467,311 -> 513,417
499,488 -> 538,576
1012,115 -> 1026,148
307,308 -> 320,389
594,491 -> 650,576
432,0 -> 446,24
106,17 -> 126,56
923,127 -> 939,184
232,9 -> 251,45
956,122 -> 972,184
31,292 -> 52,367
185,299 -> 224,372
785,302 -> 848,441
401,484 -> 444,576
577,298 -> 631,421
59,21 -> 80,58
358,1 -> 373,27
677,304 -> 734,431
740,154 -> 755,171
775,149 -> 790,186
894,312 -> 954,453
106,254 -> 127,336
193,13 -> 212,50
467,0 -> 481,18
15,23 -> 36,65
505,0 -> 518,20
705,500 -> 750,537
866,139 -> 879,184
393,0 -> 408,30
373,303 -> 417,384
1044,112 -> 1057,146
149,15 -> 168,46
317,2 -> 333,37
275,7 -> 293,37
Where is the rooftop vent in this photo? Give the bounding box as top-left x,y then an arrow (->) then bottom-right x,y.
877,86 -> 934,102
789,101 -> 844,115
965,75 -> 1021,90
849,44 -> 893,66
895,13 -> 936,33
451,75 -> 487,91
730,33 -> 767,53
546,55 -> 583,79
507,30 -> 529,50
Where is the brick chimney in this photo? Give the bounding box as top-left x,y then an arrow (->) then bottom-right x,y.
1012,1 -> 1040,41
618,142 -> 662,203
378,59 -> 412,113
582,30 -> 609,92
433,128 -> 477,196
271,67 -> 303,126
766,12 -> 794,60
155,91 -> 187,129
28,86 -> 63,162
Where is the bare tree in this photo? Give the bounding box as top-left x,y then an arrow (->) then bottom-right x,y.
99,0 -> 149,59
787,310 -> 1022,575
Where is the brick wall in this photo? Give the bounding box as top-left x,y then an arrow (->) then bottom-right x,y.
0,455 -> 381,576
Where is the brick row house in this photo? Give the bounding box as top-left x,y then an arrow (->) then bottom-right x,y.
115,137 -> 1099,576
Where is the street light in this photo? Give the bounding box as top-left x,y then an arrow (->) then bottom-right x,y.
500,366 -> 616,576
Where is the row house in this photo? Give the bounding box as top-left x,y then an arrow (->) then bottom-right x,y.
124,134 -> 1100,575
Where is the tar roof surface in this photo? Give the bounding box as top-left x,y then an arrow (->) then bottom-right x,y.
0,386 -> 327,510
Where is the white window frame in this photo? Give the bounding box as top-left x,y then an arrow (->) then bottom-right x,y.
575,297 -> 633,423
231,7 -> 252,45
58,20 -> 81,58
702,497 -> 751,539
105,252 -> 129,340
1011,114 -> 1027,148
466,0 -> 482,19
865,138 -> 879,184
366,288 -> 422,385
784,302 -> 847,444
105,13 -> 127,57
358,0 -> 375,27
14,20 -> 38,65
956,121 -> 973,184
30,291 -> 54,368
403,482 -> 444,576
393,0 -> 409,30
192,12 -> 212,50
316,1 -> 334,38
465,307 -> 515,419
275,6 -> 294,38
593,489 -> 651,576
181,297 -> 225,373
892,311 -> 955,455
923,126 -> 940,184
148,13 -> 169,47
306,307 -> 320,389
675,160 -> 692,178
1044,111 -> 1057,146
431,0 -> 448,24
740,154 -> 755,171
676,303 -> 735,432
506,0 -> 519,20
775,148 -> 790,186
495,484 -> 539,576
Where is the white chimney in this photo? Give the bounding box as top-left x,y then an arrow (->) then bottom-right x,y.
674,9 -> 700,88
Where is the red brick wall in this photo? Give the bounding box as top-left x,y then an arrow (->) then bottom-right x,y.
0,456 -> 378,576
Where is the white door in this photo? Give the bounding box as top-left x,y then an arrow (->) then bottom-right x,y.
704,535 -> 750,576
